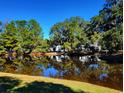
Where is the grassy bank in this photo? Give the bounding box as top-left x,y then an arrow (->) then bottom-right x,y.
0,72 -> 121,93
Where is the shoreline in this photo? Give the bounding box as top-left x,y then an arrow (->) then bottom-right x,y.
0,50 -> 123,57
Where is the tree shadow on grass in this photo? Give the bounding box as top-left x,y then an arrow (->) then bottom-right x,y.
0,76 -> 86,93
14,81 -> 85,93
0,76 -> 21,93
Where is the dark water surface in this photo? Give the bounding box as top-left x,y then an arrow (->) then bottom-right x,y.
0,54 -> 123,90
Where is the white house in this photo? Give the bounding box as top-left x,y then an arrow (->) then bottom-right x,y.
50,45 -> 62,52
89,42 -> 101,52
55,45 -> 61,52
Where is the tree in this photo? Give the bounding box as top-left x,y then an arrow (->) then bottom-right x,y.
88,0 -> 123,52
15,19 -> 43,55
90,0 -> 123,32
0,19 -> 44,55
0,21 -> 19,56
90,32 -> 101,44
33,39 -> 50,52
100,26 -> 122,52
50,17 -> 89,52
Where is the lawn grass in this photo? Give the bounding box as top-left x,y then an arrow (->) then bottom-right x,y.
0,72 -> 122,93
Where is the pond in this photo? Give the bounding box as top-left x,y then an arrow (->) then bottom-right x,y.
0,54 -> 123,90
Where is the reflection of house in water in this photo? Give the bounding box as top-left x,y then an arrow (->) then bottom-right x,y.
79,56 -> 90,62
54,56 -> 62,62
50,55 -> 101,63
50,55 -> 70,62
50,56 -> 62,62
79,55 -> 101,63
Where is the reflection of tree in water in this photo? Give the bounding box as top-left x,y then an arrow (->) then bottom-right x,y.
0,56 -> 19,73
48,55 -> 122,90
47,57 -> 76,77
17,56 -> 40,75
0,55 -> 45,76
0,55 -> 122,90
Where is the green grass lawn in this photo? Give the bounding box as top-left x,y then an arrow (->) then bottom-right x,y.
0,72 -> 122,93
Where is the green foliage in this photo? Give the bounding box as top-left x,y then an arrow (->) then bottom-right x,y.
63,42 -> 72,51
100,26 -> 122,52
15,19 -> 43,54
0,19 -> 44,55
33,39 -> 50,52
0,46 -> 5,54
50,16 -> 89,51
87,0 -> 123,52
0,21 -> 18,53
90,32 -> 101,44
90,0 -> 123,32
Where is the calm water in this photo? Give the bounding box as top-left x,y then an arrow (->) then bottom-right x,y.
0,54 -> 123,90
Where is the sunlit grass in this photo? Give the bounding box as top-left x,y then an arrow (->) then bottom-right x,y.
0,72 -> 121,93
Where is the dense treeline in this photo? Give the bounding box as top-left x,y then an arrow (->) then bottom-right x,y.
0,20 -> 49,56
50,17 -> 89,52
0,0 -> 123,56
50,0 -> 123,53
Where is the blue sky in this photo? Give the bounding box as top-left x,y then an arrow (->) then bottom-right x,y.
0,0 -> 104,38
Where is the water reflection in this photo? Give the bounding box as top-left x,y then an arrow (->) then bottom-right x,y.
50,55 -> 70,62
0,54 -> 122,90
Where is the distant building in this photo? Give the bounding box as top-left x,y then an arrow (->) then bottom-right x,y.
49,42 -> 101,53
49,45 -> 62,52
78,45 -> 86,52
55,45 -> 61,52
89,42 -> 101,52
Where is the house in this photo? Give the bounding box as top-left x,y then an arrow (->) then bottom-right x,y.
78,45 -> 86,52
50,45 -> 64,52
55,45 -> 61,52
89,42 -> 101,52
